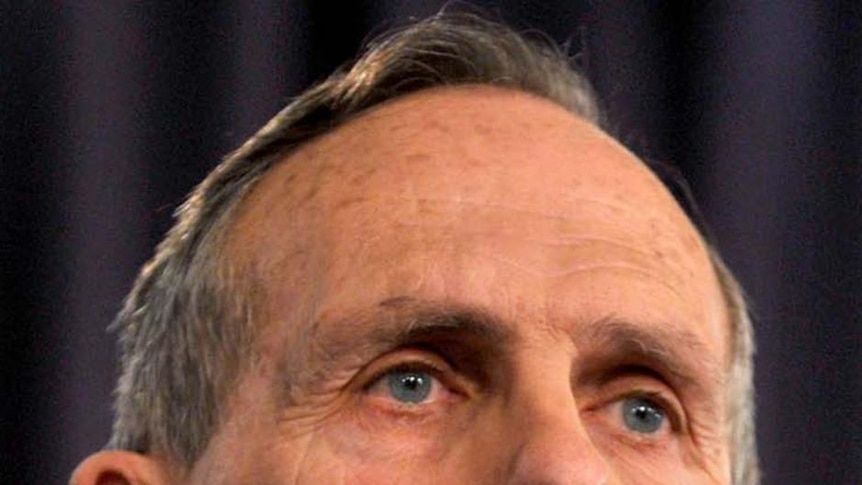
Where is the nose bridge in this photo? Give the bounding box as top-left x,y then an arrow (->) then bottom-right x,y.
502,356 -> 613,485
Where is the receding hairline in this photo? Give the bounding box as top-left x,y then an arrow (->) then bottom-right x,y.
224,82 -> 684,248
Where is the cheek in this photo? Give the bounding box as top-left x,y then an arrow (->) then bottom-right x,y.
285,399 -> 494,484
281,428 -> 446,485
318,406 -> 456,464
584,423 -> 724,485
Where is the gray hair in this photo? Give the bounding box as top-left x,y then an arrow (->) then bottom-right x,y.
109,11 -> 758,483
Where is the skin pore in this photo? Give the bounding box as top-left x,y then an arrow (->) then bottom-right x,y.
75,85 -> 732,484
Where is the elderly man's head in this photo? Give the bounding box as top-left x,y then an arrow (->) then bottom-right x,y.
73,14 -> 757,485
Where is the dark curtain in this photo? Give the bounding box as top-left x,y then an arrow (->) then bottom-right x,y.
3,2 -> 860,483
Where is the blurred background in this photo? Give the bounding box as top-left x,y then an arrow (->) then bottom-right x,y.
2,1 -> 860,483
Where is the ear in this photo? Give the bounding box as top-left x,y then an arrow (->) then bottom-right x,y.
70,450 -> 174,485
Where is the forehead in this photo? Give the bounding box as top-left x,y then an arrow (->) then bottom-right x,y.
229,85 -> 728,364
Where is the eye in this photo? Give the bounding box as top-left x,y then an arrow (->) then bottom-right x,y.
620,396 -> 667,434
364,360 -> 456,409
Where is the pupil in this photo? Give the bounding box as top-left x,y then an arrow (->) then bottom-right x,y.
402,375 -> 421,390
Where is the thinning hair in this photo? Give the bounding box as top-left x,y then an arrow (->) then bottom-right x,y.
109,12 -> 758,484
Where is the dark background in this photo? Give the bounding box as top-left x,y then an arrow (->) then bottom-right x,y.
2,1 -> 860,483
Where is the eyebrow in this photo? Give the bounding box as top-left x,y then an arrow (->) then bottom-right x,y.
309,295 -> 513,352
277,296 -> 513,403
574,316 -> 725,399
370,295 -> 514,345
282,297 -> 723,409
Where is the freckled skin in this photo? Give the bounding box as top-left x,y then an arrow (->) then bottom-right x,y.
188,86 -> 731,484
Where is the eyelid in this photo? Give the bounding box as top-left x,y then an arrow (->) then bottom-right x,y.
617,368 -> 685,419
357,348 -> 467,397
587,374 -> 687,436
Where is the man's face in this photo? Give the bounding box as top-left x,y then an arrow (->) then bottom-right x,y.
194,86 -> 731,484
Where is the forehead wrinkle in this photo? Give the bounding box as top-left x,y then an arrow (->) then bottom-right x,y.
322,189 -> 707,268
342,182 -> 692,228
480,253 -> 689,298
330,164 -> 688,218
380,225 -> 682,259
328,193 -> 704,257
338,193 -> 706,282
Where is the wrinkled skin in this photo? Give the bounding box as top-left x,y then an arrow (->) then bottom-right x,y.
74,86 -> 732,484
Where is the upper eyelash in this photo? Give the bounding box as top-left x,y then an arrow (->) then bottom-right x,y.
363,358 -> 447,392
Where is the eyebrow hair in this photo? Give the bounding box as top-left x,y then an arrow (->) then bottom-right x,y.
277,296 -> 513,404
281,296 -> 723,413
370,295 -> 514,346
575,316 -> 725,398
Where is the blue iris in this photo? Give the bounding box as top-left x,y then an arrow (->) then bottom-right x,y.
622,397 -> 665,434
386,370 -> 433,404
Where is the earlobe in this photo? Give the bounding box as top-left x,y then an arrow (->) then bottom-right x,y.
70,450 -> 173,485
